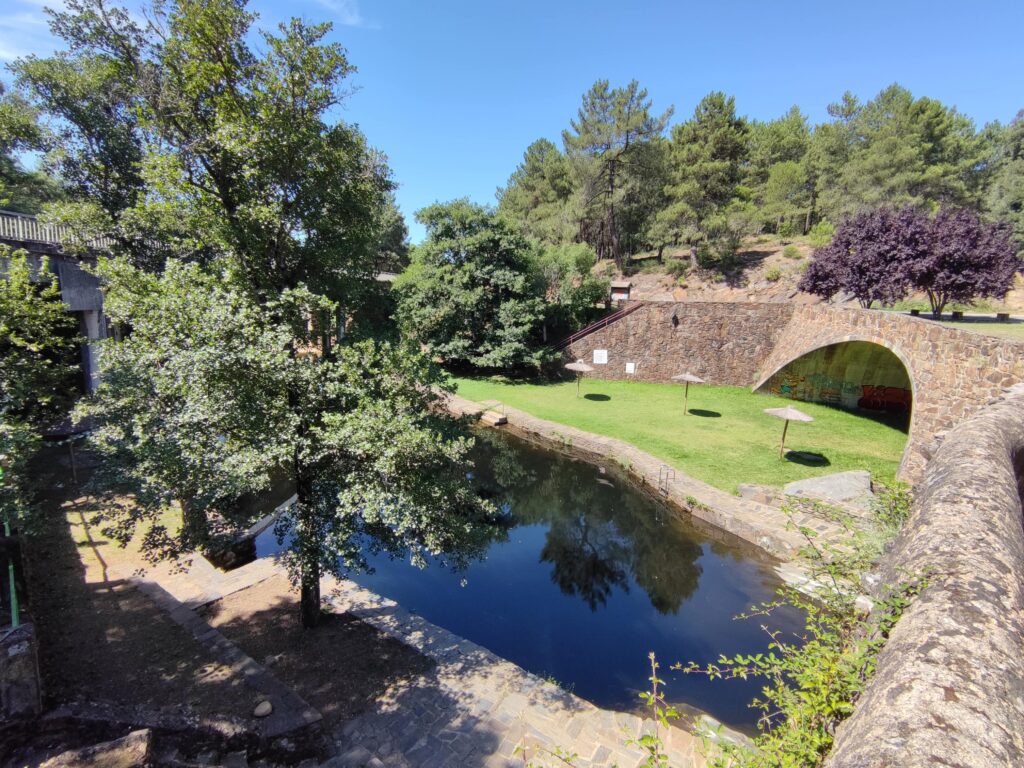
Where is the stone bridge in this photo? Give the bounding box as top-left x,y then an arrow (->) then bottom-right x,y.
565,301 -> 1024,482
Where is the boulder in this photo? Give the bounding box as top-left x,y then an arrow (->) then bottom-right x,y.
783,470 -> 874,513
41,729 -> 152,768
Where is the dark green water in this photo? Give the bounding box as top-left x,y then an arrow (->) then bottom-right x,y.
256,428 -> 804,731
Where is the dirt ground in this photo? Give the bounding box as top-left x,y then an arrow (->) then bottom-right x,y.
201,573 -> 433,731
21,449 -> 431,740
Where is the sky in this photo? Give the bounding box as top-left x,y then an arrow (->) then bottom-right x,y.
2,0 -> 1023,243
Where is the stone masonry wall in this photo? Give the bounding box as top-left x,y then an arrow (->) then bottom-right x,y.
566,302 -> 795,386
754,304 -> 1024,481
568,301 -> 1024,483
824,389 -> 1024,768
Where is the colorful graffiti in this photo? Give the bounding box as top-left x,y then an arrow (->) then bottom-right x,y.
858,385 -> 912,413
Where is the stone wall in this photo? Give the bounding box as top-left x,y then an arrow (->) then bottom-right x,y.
1,623 -> 41,721
566,302 -> 795,386
824,388 -> 1024,768
754,304 -> 1024,480
568,301 -> 1024,482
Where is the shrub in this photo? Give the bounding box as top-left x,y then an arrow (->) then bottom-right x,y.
765,267 -> 783,283
665,258 -> 690,279
807,220 -> 835,248
782,244 -> 801,260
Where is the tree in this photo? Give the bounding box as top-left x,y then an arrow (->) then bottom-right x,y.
80,259 -> 502,627
799,207 -> 927,308
985,111 -> 1024,250
395,200 -> 551,371
497,138 -> 577,244
16,0 -> 391,293
532,243 -> 609,336
657,92 -> 748,263
761,161 -> 811,235
908,207 -> 1021,318
0,249 -> 80,532
563,80 -> 673,267
0,84 -> 61,213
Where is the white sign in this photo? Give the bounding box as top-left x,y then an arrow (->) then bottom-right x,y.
593,349 -> 608,365
625,362 -> 636,374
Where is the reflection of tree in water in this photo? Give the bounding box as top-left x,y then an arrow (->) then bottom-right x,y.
473,430 -> 703,614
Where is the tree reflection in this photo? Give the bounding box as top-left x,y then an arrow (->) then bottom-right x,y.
472,430 -> 703,614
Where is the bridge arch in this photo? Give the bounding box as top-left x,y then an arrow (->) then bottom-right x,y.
754,336 -> 916,424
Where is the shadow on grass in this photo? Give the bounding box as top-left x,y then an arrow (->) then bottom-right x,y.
583,393 -> 611,402
687,409 -> 721,418
784,451 -> 831,467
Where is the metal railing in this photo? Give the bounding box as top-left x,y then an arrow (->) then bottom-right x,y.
0,209 -> 113,250
552,301 -> 645,351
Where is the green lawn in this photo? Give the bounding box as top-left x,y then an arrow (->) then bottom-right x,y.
454,377 -> 907,494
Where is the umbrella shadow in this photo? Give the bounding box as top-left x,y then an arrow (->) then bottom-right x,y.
784,451 -> 831,467
583,394 -> 611,402
687,409 -> 721,418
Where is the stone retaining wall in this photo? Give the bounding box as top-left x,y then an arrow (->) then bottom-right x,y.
824,389 -> 1024,768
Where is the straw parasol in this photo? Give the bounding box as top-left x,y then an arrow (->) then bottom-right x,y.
763,406 -> 814,457
565,360 -> 594,398
671,372 -> 705,416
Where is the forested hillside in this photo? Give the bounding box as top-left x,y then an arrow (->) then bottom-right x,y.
496,81 -> 1024,275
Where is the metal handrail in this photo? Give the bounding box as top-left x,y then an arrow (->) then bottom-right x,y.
0,209 -> 113,250
553,301 -> 645,350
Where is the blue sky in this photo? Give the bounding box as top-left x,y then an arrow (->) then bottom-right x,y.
3,0 -> 1023,242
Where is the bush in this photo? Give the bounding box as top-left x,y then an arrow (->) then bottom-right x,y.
807,220 -> 835,248
665,258 -> 690,279
765,267 -> 783,283
782,245 -> 801,260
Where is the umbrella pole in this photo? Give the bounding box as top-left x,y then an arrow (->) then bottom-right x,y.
779,419 -> 790,458
683,381 -> 689,416
576,374 -> 581,398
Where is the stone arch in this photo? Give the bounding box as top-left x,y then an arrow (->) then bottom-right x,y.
754,336 -> 916,434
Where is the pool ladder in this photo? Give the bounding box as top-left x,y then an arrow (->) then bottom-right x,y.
658,465 -> 675,497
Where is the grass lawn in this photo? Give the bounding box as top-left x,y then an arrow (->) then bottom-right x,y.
936,317 -> 1024,341
454,377 -> 907,494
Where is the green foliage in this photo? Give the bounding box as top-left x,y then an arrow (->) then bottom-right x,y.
985,111 -> 1024,251
395,200 -> 553,372
806,221 -> 835,248
679,489 -> 923,768
765,266 -> 782,282
0,84 -> 61,213
498,138 -> 576,244
0,249 -> 80,529
782,245 -> 801,260
563,80 -> 673,266
80,259 -> 503,626
533,243 -> 609,333
16,0 -> 392,298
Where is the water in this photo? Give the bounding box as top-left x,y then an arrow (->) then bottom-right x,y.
255,428 -> 804,731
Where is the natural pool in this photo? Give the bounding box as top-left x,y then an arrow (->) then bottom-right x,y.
256,428 -> 804,731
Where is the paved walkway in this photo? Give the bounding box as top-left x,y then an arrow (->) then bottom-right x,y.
138,549 -> 713,768
445,392 -> 847,564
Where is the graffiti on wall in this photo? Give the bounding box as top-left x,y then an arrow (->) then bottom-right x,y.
767,372 -> 911,414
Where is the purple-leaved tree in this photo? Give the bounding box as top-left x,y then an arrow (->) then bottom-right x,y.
908,208 -> 1021,318
800,206 -> 1021,316
799,207 -> 927,308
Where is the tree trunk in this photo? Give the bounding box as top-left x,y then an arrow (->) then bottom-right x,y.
179,497 -> 208,551
300,558 -> 321,628
689,247 -> 698,270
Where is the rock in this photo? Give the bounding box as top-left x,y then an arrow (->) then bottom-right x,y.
41,729 -> 152,768
253,699 -> 273,718
222,750 -> 249,768
784,470 -> 875,513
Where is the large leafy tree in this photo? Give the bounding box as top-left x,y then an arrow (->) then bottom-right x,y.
0,85 -> 61,213
15,0 -> 390,293
80,260 -> 501,627
907,207 -> 1020,318
395,200 -> 551,372
799,207 -> 927,308
563,80 -> 673,267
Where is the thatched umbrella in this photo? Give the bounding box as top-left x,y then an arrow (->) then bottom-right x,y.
671,372 -> 705,416
565,360 -> 594,398
764,406 -> 814,458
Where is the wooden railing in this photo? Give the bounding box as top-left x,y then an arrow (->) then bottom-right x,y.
552,301 -> 645,350
0,209 -> 113,250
